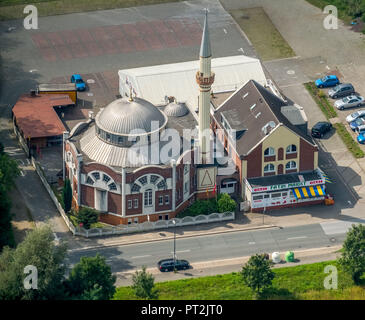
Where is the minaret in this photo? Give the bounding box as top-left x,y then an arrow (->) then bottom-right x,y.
196,10 -> 215,164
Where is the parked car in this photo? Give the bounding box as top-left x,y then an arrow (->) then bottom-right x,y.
350,116 -> 365,131
346,110 -> 365,123
356,125 -> 365,144
315,75 -> 339,88
328,83 -> 354,99
70,74 -> 86,91
334,95 -> 364,110
311,121 -> 332,138
157,259 -> 190,272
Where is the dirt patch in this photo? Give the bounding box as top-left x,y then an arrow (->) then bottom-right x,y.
10,186 -> 35,244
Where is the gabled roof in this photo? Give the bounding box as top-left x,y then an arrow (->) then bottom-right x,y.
214,80 -> 315,156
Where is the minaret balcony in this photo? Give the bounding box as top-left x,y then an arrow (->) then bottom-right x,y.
196,72 -> 215,86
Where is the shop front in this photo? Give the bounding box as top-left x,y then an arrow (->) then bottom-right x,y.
245,170 -> 326,211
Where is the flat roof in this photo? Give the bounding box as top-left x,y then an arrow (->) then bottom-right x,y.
38,83 -> 76,91
12,94 -> 73,139
247,170 -> 322,188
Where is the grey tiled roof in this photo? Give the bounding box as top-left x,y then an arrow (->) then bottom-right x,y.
214,80 -> 315,156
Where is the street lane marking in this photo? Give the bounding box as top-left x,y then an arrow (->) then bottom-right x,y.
287,236 -> 307,240
131,255 -> 151,259
249,242 -> 255,245
170,249 -> 191,254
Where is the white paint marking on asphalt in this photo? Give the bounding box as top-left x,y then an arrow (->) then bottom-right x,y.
20,170 -> 25,177
29,69 -> 38,73
131,255 -> 151,259
287,236 -> 307,240
223,28 -> 227,34
326,65 -> 330,70
171,249 -> 191,254
53,232 -> 60,242
26,159 -> 30,165
249,242 -> 255,245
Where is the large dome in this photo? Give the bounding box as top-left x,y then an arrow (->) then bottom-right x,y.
95,97 -> 167,135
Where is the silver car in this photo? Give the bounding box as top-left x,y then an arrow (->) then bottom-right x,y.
346,109 -> 365,123
334,95 -> 364,110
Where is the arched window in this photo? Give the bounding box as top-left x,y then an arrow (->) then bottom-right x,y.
286,161 -> 297,170
264,164 -> 275,173
286,144 -> 297,154
264,147 -> 275,156
144,189 -> 153,207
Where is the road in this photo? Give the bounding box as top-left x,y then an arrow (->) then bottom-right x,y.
67,222 -> 348,274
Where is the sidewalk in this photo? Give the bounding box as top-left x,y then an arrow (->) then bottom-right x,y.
114,245 -> 342,286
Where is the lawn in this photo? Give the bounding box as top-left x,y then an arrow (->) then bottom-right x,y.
229,7 -> 296,61
0,0 -> 183,20
113,260 -> 365,300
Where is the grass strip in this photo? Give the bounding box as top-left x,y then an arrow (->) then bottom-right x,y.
304,82 -> 337,119
333,123 -> 365,159
113,260 -> 364,300
229,7 -> 295,61
0,0 -> 182,21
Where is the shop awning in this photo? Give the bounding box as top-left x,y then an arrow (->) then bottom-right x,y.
292,185 -> 325,199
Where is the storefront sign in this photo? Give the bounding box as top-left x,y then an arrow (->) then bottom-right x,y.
252,179 -> 324,193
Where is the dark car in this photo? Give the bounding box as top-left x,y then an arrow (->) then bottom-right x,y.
157,259 -> 190,272
311,122 -> 332,138
328,83 -> 354,99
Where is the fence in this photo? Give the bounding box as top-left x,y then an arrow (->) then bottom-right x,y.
31,157 -> 235,238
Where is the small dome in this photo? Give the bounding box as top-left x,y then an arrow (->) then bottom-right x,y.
95,97 -> 167,135
164,101 -> 189,117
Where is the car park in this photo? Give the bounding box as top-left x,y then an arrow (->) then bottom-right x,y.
70,74 -> 86,91
311,121 -> 332,138
315,75 -> 339,88
157,259 -> 190,272
334,95 -> 364,110
328,83 -> 354,99
349,117 -> 365,131
356,125 -> 365,144
346,110 -> 365,123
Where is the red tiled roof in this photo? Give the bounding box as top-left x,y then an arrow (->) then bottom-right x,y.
12,94 -> 73,139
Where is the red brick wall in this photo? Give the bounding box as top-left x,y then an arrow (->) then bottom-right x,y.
81,184 -> 94,207
246,144 -> 262,178
125,193 -> 142,215
299,138 -> 317,171
108,192 -> 121,215
278,148 -> 284,161
155,189 -> 172,212
286,152 -> 297,160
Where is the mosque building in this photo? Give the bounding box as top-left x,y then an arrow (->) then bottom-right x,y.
63,12 -> 326,225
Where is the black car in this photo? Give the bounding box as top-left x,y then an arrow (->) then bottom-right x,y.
157,259 -> 190,272
311,122 -> 332,138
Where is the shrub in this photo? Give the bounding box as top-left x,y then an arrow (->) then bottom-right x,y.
217,193 -> 236,213
62,178 -> 72,213
132,266 -> 158,300
77,207 -> 99,229
177,199 -> 218,218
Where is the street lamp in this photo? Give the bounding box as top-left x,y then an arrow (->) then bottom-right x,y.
172,219 -> 177,267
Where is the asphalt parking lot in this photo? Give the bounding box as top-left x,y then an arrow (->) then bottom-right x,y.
0,0 -> 256,106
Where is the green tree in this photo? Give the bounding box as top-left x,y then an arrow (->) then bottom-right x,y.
64,254 -> 116,300
77,206 -> 99,229
0,146 -> 20,250
132,266 -> 158,300
339,224 -> 365,284
217,193 -> 236,213
0,225 -> 67,300
62,178 -> 72,213
241,254 -> 274,299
